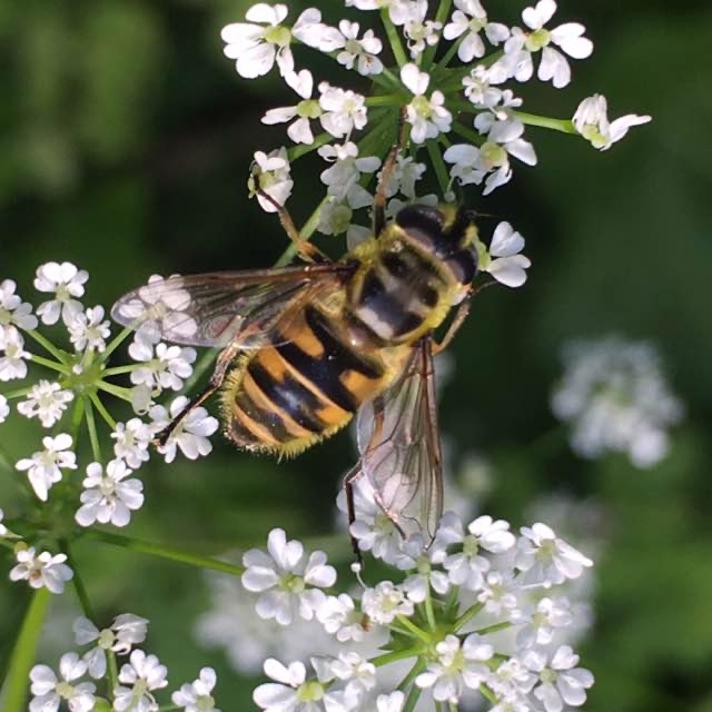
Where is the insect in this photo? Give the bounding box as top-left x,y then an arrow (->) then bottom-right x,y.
111,143 -> 480,544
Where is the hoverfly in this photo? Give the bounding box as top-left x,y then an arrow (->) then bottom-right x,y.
111,142 -> 480,544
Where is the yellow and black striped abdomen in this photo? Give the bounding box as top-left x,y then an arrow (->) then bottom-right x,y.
221,302 -> 410,457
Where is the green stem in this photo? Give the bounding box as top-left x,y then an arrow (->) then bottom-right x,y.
70,397 -> 86,446
474,620 -> 511,635
434,34 -> 464,71
424,586 -> 437,632
1,386 -> 33,400
513,111 -> 577,135
102,364 -> 142,377
1,589 -> 51,712
61,539 -> 96,621
28,354 -> 70,375
480,683 -> 497,705
102,326 -> 133,362
452,120 -> 484,146
88,392 -> 117,430
366,94 -> 404,107
96,381 -> 133,403
372,647 -> 424,668
288,132 -> 333,162
403,675 -> 424,712
397,656 -> 427,691
422,0 -> 452,69
426,139 -> 452,196
396,615 -> 432,644
24,329 -> 68,365
107,651 -> 119,698
84,529 -> 246,577
381,9 -> 408,67
381,66 -> 402,88
0,442 -> 14,473
454,601 -> 484,631
84,399 -> 103,463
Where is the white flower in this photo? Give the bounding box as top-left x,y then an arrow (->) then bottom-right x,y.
29,652 -> 96,712
401,63 -> 452,144
16,433 -> 77,501
249,147 -> 294,213
436,512 -> 516,591
551,337 -> 682,467
361,581 -> 414,625
74,613 -> 149,678
516,523 -> 593,586
504,0 -> 593,88
462,65 -> 507,109
262,70 -> 322,145
377,691 -> 405,712
150,396 -> 219,463
488,657 -> 537,702
75,460 -> 145,528
397,533 -> 451,603
172,667 -> 220,712
131,385 -> 154,416
415,634 -> 494,703
345,0 -> 418,27
334,20 -> 383,76
522,645 -> 594,712
0,326 -> 30,381
242,528 -> 337,626
34,261 -> 88,326
112,418 -> 153,469
318,142 -> 380,208
402,1 -> 442,59
114,649 -> 169,712
253,658 -> 354,712
0,394 -> 8,424
315,593 -> 371,643
443,0 -> 510,62
317,199 -> 355,238
476,570 -> 521,616
318,83 -> 368,139
324,651 -> 376,698
9,546 -> 73,593
573,94 -> 651,151
478,221 -> 531,288
0,278 -> 38,336
0,507 -> 7,537
67,305 -> 111,353
512,596 -> 574,648
17,380 -> 74,428
129,337 -> 196,392
381,154 -> 426,200
221,3 -> 295,80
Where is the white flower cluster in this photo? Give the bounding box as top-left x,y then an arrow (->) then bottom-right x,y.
221,0 -> 651,235
551,336 -> 684,468
1,262 -> 221,593
197,485 -> 595,712
28,614 -> 221,712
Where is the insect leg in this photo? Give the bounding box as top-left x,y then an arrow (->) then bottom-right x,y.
153,341 -> 241,447
373,107 -> 408,237
343,465 -> 365,564
433,297 -> 471,354
255,188 -> 331,264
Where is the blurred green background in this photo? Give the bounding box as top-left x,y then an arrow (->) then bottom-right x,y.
2,0 -> 712,710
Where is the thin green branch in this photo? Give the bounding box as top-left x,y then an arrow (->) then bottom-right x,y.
426,139 -> 452,195
381,9 -> 408,67
84,399 -> 103,463
61,539 -> 96,621
422,0 -> 453,69
96,381 -> 133,403
28,354 -> 70,375
288,132 -> 333,162
434,33 -> 464,71
102,326 -> 134,362
513,111 -> 577,134
88,392 -> 117,431
403,674 -> 424,712
396,615 -> 432,644
107,651 -> 119,699
452,120 -> 484,146
24,329 -> 68,365
1,589 -> 51,712
397,656 -> 427,691
474,620 -> 511,635
84,529 -> 246,577
372,646 -> 425,668
454,601 -> 484,631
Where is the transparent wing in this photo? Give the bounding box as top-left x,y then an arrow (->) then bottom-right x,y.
110,264 -> 353,348
355,339 -> 444,540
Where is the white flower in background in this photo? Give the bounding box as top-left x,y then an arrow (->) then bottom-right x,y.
114,650 -> 169,712
0,326 -> 30,381
477,221 -> 531,288
0,278 -> 38,336
318,142 -> 380,208
112,418 -> 153,469
516,523 -> 593,586
0,507 -> 7,537
443,0 -> 510,62
249,147 -> 294,213
16,433 -> 77,501
242,527 -> 337,626
522,645 -> 594,712
129,336 -> 196,392
150,396 -> 218,463
377,691 -> 405,712
513,596 -> 574,648
573,94 -> 651,151
551,337 -> 683,467
361,581 -> 414,625
436,512 -> 516,591
381,154 -> 426,199
75,460 -> 145,528
0,394 -> 9,424
17,380 -> 74,428
221,3 -> 295,80
29,653 -> 96,712
402,2 -> 442,59
290,8 -> 344,53
398,533 -> 451,603
172,667 -> 220,712
504,0 -> 593,88
334,20 -> 383,76
9,546 -> 73,593
34,261 -> 88,326
321,651 -> 376,699
476,570 -> 521,617
74,613 -> 149,678
318,83 -> 368,139
67,305 -> 111,353
262,69 -> 322,145
488,657 -> 537,703
415,634 -> 494,702
401,63 -> 452,144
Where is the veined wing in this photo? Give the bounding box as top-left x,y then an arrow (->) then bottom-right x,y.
355,338 -> 444,540
110,263 -> 354,348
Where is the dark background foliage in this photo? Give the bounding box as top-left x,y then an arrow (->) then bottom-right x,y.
1,1 -> 711,710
